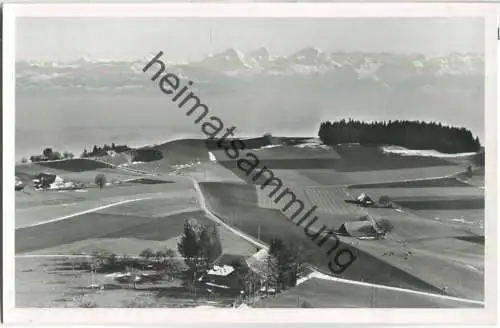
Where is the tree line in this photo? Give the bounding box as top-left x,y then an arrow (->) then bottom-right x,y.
318,119 -> 481,154
28,147 -> 74,162
81,143 -> 132,158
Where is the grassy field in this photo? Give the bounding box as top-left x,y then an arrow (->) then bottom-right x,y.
255,277 -> 481,308
16,211 -> 185,253
15,179 -> 194,228
198,176 -> 483,300
212,144 -> 340,162
363,207 -> 477,242
332,145 -> 457,171
15,159 -> 146,186
351,187 -> 483,200
33,158 -> 114,171
303,186 -> 367,220
16,257 -> 234,308
21,237 -> 180,256
215,144 -> 460,172
198,182 -> 453,294
349,177 -> 472,189
349,237 -> 484,301
17,193 -> 257,257
293,169 -> 354,186
14,139 -> 484,307
343,166 -> 465,185
174,162 -> 246,183
412,209 -> 484,235
152,139 -> 211,165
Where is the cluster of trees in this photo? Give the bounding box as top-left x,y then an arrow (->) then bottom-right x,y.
177,219 -> 222,289
83,248 -> 183,289
89,249 -> 181,273
28,148 -> 74,162
81,143 -> 132,158
130,147 -> 164,162
77,225 -> 306,305
264,238 -> 305,294
94,173 -> 107,189
318,119 -> 481,154
176,219 -> 304,302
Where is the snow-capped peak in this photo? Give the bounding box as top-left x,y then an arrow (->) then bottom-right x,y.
246,47 -> 271,63
195,48 -> 252,71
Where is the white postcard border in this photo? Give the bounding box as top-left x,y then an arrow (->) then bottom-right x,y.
3,2 -> 498,324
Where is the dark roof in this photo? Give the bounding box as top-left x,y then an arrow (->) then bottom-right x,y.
35,172 -> 56,179
338,220 -> 379,238
214,254 -> 248,268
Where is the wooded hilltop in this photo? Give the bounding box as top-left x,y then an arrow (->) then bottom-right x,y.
318,119 -> 481,154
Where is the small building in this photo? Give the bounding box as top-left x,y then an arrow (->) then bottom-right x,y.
15,176 -> 24,191
357,193 -> 375,206
337,220 -> 379,239
33,172 -> 63,189
204,254 -> 246,291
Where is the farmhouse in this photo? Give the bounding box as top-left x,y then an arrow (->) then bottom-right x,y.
32,172 -> 80,190
204,254 -> 246,290
204,254 -> 267,293
356,193 -> 375,206
33,172 -> 60,189
15,176 -> 24,191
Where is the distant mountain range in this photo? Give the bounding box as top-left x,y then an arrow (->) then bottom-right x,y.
16,48 -> 484,92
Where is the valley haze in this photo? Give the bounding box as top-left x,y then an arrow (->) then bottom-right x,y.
16,47 -> 484,159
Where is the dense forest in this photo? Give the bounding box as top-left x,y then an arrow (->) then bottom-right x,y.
318,119 -> 481,154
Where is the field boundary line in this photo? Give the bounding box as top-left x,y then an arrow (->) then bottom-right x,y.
189,177 -> 268,250
16,197 -> 152,229
345,170 -> 464,189
305,270 -> 484,305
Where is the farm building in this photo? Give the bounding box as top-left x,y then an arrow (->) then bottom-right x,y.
345,192 -> 376,207
33,172 -> 59,189
204,254 -> 247,290
337,219 -> 380,239
357,193 -> 375,205
32,172 -> 80,190
204,254 -> 267,293
15,176 -> 24,191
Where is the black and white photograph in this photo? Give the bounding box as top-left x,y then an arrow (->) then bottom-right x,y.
3,2 -> 498,325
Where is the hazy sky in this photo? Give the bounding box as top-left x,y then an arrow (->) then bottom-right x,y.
16,17 -> 484,61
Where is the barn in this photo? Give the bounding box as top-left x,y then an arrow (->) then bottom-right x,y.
337,219 -> 380,238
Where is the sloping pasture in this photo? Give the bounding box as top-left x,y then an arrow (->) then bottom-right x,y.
350,237 -> 484,301
349,177 -> 471,189
352,187 -> 483,201
332,145 -> 457,171
344,166 -> 465,185
365,207 -> 478,242
412,209 -> 484,235
198,182 -> 450,294
255,277 -> 481,308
